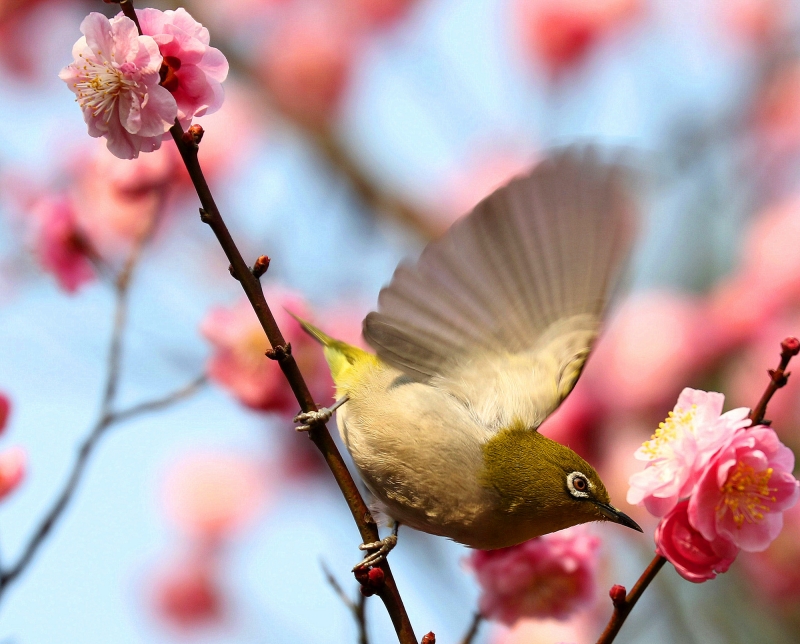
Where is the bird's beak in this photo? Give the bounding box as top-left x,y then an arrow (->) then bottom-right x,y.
593,502 -> 643,532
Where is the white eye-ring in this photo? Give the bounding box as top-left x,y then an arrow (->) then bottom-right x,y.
567,472 -> 592,498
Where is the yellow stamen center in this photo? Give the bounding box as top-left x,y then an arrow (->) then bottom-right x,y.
640,405 -> 697,458
717,462 -> 776,528
73,52 -> 135,122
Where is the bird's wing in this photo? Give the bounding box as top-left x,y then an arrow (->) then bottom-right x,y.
363,147 -> 638,425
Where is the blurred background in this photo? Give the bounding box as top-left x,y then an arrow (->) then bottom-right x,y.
1,0 -> 800,642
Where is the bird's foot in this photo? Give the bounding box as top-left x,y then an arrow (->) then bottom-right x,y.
352,534 -> 398,571
293,396 -> 349,432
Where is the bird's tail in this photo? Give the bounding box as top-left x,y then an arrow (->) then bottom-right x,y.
289,312 -> 375,391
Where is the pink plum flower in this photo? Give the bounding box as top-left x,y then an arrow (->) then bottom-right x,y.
0,447 -> 26,501
466,526 -> 600,625
135,8 -> 228,129
655,499 -> 739,583
689,425 -> 799,552
152,552 -> 223,629
260,6 -> 358,126
627,388 -> 751,517
514,0 -> 642,78
59,13 -> 177,159
201,288 -> 328,413
163,452 -> 268,541
0,393 -> 10,434
30,195 -> 96,293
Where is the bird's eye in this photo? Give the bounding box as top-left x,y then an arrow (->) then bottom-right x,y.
567,471 -> 591,498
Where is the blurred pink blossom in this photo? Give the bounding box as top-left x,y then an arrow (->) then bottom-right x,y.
466,526 -> 600,625
704,199 -> 800,352
30,195 -> 96,293
260,6 -> 358,126
627,388 -> 750,517
689,425 -> 799,552
0,393 -> 9,434
740,502 -> 800,603
68,140 -> 179,259
752,63 -> 800,158
136,8 -> 228,129
721,0 -> 788,44
514,0 -> 642,77
493,615 -> 592,644
152,552 -> 223,629
201,289 -> 327,412
655,499 -> 739,583
0,446 -> 25,501
585,292 -> 711,412
163,452 -> 268,541
59,13 -> 176,159
344,0 -> 420,29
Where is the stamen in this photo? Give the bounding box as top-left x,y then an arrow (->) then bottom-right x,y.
716,463 -> 776,528
640,405 -> 697,458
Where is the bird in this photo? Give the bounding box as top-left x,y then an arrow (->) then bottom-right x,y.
294,147 -> 644,569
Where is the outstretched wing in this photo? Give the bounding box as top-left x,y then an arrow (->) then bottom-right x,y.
363,147 -> 638,428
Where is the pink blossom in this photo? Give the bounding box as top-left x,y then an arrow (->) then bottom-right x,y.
136,8 -> 228,129
344,0 -> 420,28
201,289 -> 328,412
163,452 -> 268,541
60,13 -> 177,159
514,0 -> 642,77
720,0 -> 788,45
152,552 -> 223,629
0,447 -> 26,501
655,499 -> 738,583
68,140 -> 179,258
30,195 -> 95,293
260,6 -> 358,125
466,526 -> 600,625
628,389 -> 751,517
0,393 -> 10,435
689,425 -> 799,552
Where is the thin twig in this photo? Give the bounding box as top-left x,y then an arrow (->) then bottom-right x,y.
459,612 -> 483,644
322,562 -> 370,644
113,375 -> 207,424
106,9 -> 418,638
0,236 -> 203,598
595,336 -> 800,644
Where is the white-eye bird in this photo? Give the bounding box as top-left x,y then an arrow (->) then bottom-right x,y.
294,147 -> 643,569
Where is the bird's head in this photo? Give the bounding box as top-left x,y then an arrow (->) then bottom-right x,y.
481,424 -> 642,542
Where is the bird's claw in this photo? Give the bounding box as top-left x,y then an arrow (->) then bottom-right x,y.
293,407 -> 333,432
352,534 -> 398,571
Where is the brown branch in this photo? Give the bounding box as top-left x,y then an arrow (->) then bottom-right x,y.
459,612 -> 483,644
596,336 -> 800,644
748,337 -> 799,425
168,118 -> 416,643
124,24 -> 418,640
0,229 -> 204,598
322,562 -> 370,644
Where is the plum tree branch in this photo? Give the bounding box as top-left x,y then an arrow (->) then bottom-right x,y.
0,229 -> 205,599
595,336 -> 800,644
113,2 -> 416,638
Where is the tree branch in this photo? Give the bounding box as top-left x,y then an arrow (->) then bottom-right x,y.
459,612 -> 483,644
112,5 -> 419,632
595,336 -> 800,644
0,232 -> 204,598
322,562 -> 370,644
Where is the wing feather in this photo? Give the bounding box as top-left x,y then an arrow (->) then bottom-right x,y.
363,147 -> 638,403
